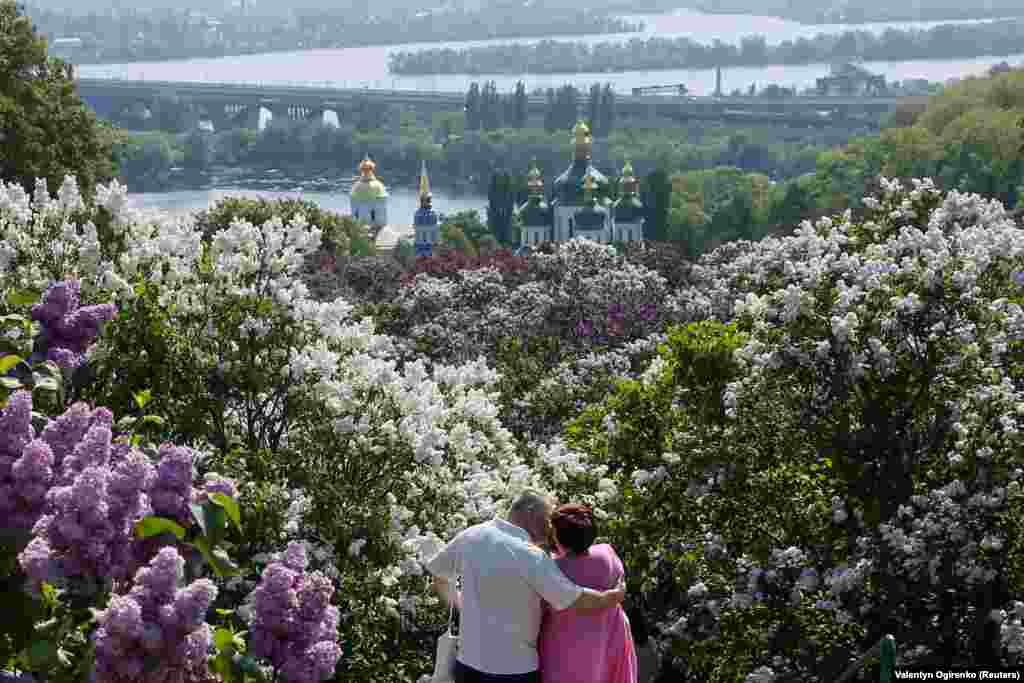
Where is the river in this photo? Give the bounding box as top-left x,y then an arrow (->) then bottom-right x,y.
77,8 -> 1024,96
99,7 -> 1022,211
128,179 -> 490,223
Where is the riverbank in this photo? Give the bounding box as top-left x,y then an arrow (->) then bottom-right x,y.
682,1 -> 1024,25
41,8 -> 642,66
387,18 -> 1024,75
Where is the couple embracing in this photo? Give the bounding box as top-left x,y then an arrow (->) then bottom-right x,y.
427,491 -> 637,683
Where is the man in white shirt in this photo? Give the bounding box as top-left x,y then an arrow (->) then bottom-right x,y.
427,490 -> 626,683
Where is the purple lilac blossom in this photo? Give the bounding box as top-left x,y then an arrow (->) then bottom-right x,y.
0,391 -> 39,531
93,547 -> 218,683
31,280 -> 117,370
18,403 -> 155,586
199,473 -> 238,502
150,444 -> 196,526
249,541 -> 343,683
41,402 -> 100,470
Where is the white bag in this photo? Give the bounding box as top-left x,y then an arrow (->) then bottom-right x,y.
432,626 -> 459,683
432,565 -> 461,683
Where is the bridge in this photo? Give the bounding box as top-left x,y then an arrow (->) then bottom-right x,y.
75,77 -> 925,130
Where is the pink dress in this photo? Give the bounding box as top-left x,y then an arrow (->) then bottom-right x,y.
538,544 -> 638,683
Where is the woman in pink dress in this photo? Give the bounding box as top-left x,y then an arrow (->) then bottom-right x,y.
538,504 -> 638,683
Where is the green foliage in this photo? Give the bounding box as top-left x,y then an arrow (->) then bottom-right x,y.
440,209 -> 492,254
195,196 -> 374,258
0,0 -> 118,197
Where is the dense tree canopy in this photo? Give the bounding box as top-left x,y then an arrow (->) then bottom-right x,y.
388,20 -> 1024,76
0,1 -> 118,197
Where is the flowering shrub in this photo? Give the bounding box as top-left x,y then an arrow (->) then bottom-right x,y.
9,171 -> 1024,683
560,179 -> 1024,680
397,248 -> 531,288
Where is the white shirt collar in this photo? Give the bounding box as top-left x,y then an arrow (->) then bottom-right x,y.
493,517 -> 531,543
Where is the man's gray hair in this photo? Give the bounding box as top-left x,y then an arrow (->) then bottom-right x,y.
508,490 -> 554,518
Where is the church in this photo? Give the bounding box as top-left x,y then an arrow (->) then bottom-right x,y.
347,121 -> 645,255
518,120 -> 645,249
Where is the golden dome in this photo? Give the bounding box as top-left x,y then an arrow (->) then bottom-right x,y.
351,156 -> 388,201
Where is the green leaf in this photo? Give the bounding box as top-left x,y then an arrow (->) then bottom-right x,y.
0,376 -> 23,389
190,503 -> 208,536
7,289 -> 41,307
36,361 -> 62,377
141,414 -> 166,428
0,354 -> 24,374
237,655 -> 266,676
25,639 -> 59,671
116,415 -> 138,431
214,627 -> 235,652
134,389 -> 153,410
209,493 -> 242,534
204,502 -> 228,546
190,537 -> 241,578
135,516 -> 187,541
0,314 -> 26,326
32,375 -> 59,392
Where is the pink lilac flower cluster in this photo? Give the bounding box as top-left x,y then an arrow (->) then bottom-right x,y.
92,547 -> 217,683
249,541 -> 342,683
30,279 -> 117,370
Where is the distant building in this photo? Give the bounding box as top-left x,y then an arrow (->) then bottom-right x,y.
350,156 -> 389,227
816,62 -> 887,96
413,161 -> 440,257
517,121 -> 644,248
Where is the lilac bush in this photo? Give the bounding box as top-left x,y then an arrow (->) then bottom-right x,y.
558,179 -> 1024,679
92,547 -> 217,683
248,541 -> 342,683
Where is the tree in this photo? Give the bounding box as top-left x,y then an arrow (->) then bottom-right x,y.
769,179 -> 814,230
481,80 -> 501,131
487,171 -> 516,246
513,80 -> 528,129
182,129 -> 213,170
465,82 -> 481,131
642,169 -> 672,242
543,88 -> 556,132
587,83 -> 601,136
0,0 -> 119,197
600,83 -> 616,136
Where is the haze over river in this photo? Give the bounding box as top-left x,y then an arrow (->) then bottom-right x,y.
78,8 -> 1024,96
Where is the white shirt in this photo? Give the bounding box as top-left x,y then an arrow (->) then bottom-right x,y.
426,518 -> 583,675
